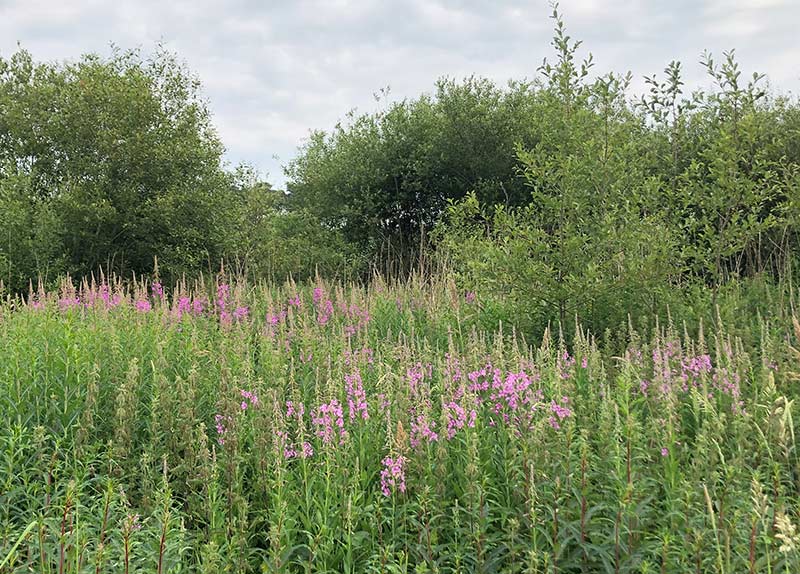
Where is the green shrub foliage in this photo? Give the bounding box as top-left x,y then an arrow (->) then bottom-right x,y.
0,47 -> 236,287
2,5 -> 800,336
430,8 -> 800,335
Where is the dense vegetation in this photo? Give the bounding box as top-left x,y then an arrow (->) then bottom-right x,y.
0,48 -> 354,289
2,5 -> 800,572
287,12 -> 800,327
2,9 -> 798,334
1,276 -> 798,572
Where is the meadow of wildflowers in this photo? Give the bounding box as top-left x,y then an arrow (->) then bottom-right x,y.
0,274 -> 798,573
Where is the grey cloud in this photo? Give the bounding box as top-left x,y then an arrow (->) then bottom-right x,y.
1,0 -> 798,188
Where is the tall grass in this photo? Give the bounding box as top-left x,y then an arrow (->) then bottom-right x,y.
0,273 -> 797,572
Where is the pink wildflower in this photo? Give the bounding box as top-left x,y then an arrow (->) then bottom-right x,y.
410,414 -> 439,447
286,400 -> 304,418
380,455 -> 407,497
214,414 -> 230,446
241,389 -> 259,408
317,299 -> 334,325
312,399 -> 347,446
216,283 -> 229,307
192,298 -> 206,315
345,372 -> 369,422
175,297 -> 191,319
444,401 -> 471,440
548,397 -> 572,430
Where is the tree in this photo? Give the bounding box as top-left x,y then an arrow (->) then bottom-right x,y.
285,76 -> 541,273
223,166 -> 362,281
436,6 -> 679,335
0,46 -> 233,289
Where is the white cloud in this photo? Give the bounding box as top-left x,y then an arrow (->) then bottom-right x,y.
1,0 -> 798,188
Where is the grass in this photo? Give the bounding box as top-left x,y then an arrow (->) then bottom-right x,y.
0,273 -> 798,573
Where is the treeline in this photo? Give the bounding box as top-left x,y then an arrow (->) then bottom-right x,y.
0,47 -> 353,290
2,8 -> 799,333
287,10 -> 800,333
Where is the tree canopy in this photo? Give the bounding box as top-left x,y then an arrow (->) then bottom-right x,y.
1,8 -> 799,340
0,47 -> 233,288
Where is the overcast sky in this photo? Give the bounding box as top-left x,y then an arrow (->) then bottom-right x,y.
1,0 -> 798,189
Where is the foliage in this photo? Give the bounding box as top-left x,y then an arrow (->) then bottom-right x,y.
3,6 -> 800,327
433,6 -> 800,337
642,52 -> 800,285
436,8 -> 677,336
284,77 -> 542,270
436,191 -> 678,337
0,46 -> 234,289
0,274 -> 798,573
224,168 -> 365,281
0,172 -> 64,289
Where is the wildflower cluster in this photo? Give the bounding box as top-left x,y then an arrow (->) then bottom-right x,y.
312,399 -> 347,446
380,455 -> 407,497
3,278 -> 792,573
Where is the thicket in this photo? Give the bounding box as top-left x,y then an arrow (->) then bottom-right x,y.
287,9 -> 800,334
0,48 -> 354,291
2,6 -> 800,336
